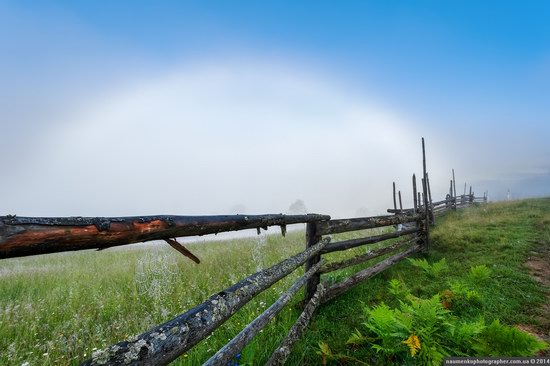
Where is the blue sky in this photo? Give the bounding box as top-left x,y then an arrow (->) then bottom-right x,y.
1,1 -> 549,217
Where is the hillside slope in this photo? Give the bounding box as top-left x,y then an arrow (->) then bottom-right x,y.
288,198 -> 550,364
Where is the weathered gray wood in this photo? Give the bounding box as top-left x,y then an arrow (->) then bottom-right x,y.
0,213 -> 330,259
421,180 -> 429,250
80,237 -> 331,366
432,198 -> 451,206
413,174 -> 418,213
202,260 -> 324,366
322,245 -> 420,303
426,173 -> 435,224
421,138 -> 430,244
393,182 -> 397,211
316,213 -> 421,236
265,283 -> 326,366
452,169 -> 457,197
387,208 -> 415,214
304,222 -> 321,302
319,237 -> 416,274
398,190 -> 403,211
320,227 -> 417,254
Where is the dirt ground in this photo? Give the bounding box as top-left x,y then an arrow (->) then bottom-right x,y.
524,237 -> 550,355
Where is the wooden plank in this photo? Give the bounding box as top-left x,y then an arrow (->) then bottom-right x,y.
432,198 -> 452,206
202,260 -> 324,366
320,227 -> 417,254
322,245 -> 421,303
0,213 -> 330,259
316,213 -> 421,235
387,208 -> 415,214
265,284 -> 326,366
304,222 -> 321,302
319,237 -> 415,274
79,237 -> 331,366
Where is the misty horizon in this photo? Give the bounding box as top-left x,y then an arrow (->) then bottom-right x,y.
1,2 -> 549,219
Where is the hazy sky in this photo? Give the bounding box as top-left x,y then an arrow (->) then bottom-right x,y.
1,1 -> 549,218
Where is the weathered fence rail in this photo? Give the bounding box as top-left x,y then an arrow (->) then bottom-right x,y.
0,138 -> 487,365
0,213 -> 329,259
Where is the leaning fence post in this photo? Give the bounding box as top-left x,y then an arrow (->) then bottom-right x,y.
305,222 -> 321,302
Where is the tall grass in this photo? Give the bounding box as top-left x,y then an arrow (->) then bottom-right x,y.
2,198 -> 548,365
0,225 -> 389,365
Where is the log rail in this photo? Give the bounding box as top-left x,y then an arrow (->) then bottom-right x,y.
0,138 -> 488,365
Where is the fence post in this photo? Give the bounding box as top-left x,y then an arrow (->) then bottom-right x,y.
421,138 -> 430,250
412,174 -> 418,214
452,169 -> 457,198
393,182 -> 397,211
426,173 -> 435,224
305,222 -> 321,302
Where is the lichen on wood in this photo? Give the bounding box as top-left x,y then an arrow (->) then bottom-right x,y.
80,237 -> 331,366
322,245 -> 421,303
0,213 -> 330,259
265,283 -> 326,366
316,213 -> 421,236
319,237 -> 416,274
202,260 -> 325,366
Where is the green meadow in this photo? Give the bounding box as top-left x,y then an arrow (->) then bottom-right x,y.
1,199 -> 549,365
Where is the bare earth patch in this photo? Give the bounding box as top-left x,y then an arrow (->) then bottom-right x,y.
524,239 -> 550,354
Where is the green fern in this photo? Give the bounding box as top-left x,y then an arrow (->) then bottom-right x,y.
388,278 -> 411,299
408,258 -> 432,272
408,258 -> 448,277
474,320 -> 548,356
430,258 -> 448,277
346,329 -> 372,346
468,264 -> 491,282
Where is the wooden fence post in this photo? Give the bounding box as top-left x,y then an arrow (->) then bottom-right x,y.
393,182 -> 397,211
452,169 -> 457,198
421,137 -> 430,250
426,173 -> 435,224
305,222 -> 321,302
412,174 -> 418,214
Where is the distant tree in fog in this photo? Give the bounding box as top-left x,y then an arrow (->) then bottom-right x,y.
288,199 -> 307,214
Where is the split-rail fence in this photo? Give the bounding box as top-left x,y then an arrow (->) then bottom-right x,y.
0,138 -> 487,365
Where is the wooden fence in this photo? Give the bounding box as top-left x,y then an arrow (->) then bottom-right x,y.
0,138 -> 487,365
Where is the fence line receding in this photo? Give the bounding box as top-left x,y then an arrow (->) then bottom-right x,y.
0,137 -> 487,366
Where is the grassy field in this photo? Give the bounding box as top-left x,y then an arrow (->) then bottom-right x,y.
1,198 -> 549,365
